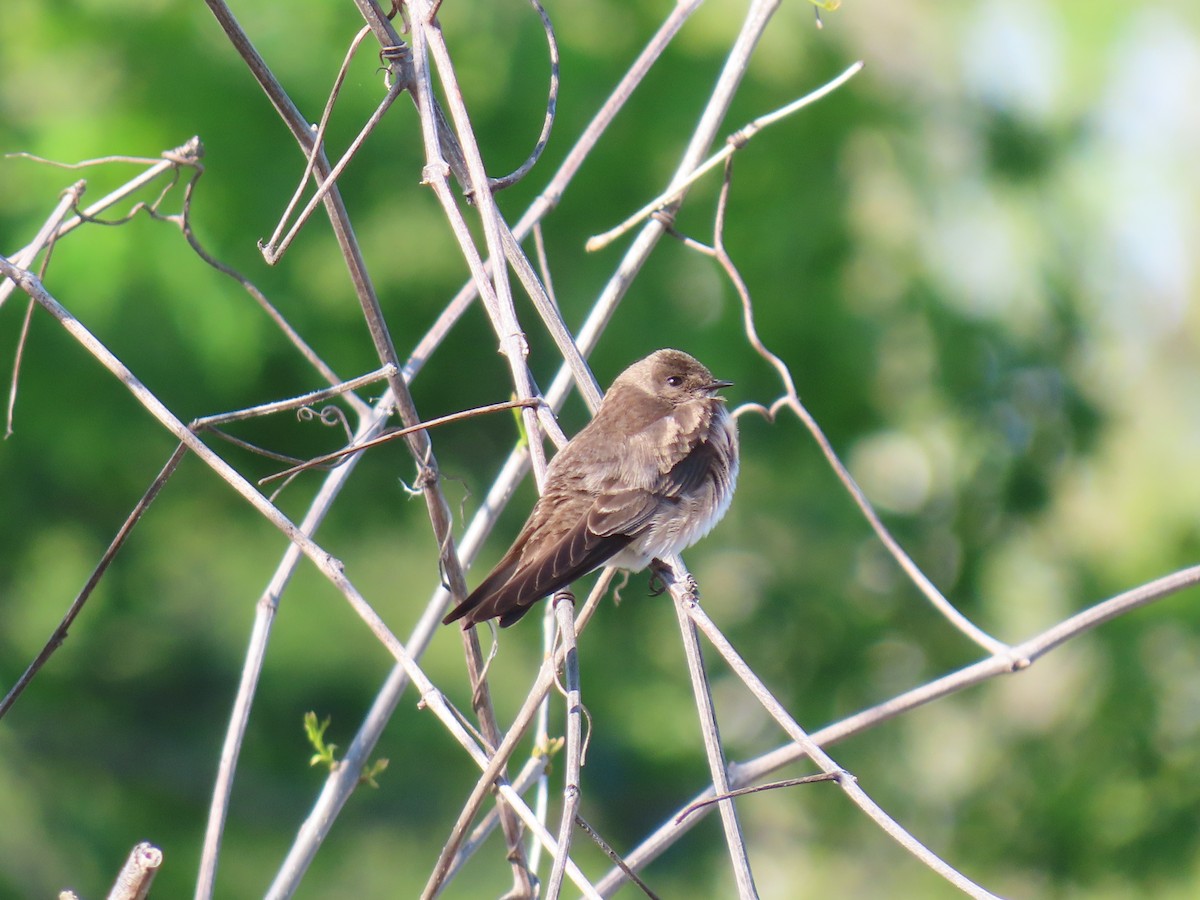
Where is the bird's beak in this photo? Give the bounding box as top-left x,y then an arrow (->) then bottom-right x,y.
704,379 -> 734,394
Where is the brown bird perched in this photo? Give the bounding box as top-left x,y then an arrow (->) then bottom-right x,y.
443,349 -> 738,628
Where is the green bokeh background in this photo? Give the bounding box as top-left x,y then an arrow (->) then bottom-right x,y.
4,1 -> 1200,897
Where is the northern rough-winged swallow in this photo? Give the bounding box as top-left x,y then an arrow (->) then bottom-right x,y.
443,348 -> 738,628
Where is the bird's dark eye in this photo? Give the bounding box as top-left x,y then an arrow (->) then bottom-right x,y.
666,375 -> 683,387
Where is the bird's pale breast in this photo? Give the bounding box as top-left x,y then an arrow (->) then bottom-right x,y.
611,401 -> 738,571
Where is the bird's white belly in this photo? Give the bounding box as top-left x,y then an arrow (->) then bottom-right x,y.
608,452 -> 738,572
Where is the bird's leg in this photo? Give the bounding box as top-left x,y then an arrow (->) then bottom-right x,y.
648,558 -> 674,596
611,569 -> 632,607
649,559 -> 702,603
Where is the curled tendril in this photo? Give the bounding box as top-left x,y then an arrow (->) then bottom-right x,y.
297,404 -> 352,442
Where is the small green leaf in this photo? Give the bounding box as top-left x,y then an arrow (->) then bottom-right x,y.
304,712 -> 338,772
359,758 -> 390,789
533,736 -> 565,759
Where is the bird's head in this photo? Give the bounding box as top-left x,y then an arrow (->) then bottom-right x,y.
618,348 -> 733,407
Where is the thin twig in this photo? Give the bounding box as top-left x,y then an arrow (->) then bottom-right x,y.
671,570 -> 1000,899
5,297 -> 34,438
162,161 -> 351,395
261,25 -> 374,257
667,562 -> 758,899
10,140 -> 353,399
546,593 -> 582,900
486,0 -> 559,192
675,774 -> 839,823
191,367 -> 395,431
528,623 -> 554,880
3,183 -> 83,430
0,445 -> 188,721
259,398 -> 541,485
742,561 -> 1200,781
4,151 -> 163,167
700,155 -> 1006,654
574,814 -> 660,900
586,60 -> 864,251
3,140 -> 201,307
260,76 -> 404,264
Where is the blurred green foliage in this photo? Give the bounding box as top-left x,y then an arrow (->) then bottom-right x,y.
4,1 -> 1200,898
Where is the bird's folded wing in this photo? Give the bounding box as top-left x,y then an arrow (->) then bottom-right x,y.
659,438 -> 726,496
589,441 -> 724,537
444,441 -> 729,627
489,508 -> 639,626
444,493 -> 647,627
441,548 -> 524,625
587,488 -> 660,538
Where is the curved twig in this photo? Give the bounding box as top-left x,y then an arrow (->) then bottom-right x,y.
693,153 -> 1007,656
260,24 -> 375,258
586,60 -> 864,252
487,0 -> 560,192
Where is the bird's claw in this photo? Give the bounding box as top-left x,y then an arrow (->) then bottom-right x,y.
648,559 -> 673,596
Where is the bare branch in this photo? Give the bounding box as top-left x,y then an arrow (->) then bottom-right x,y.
586,60 -> 865,251
674,573 -> 1000,900
261,25 -> 375,257
2,141 -> 202,306
700,154 -> 1006,655
258,397 -> 541,486
4,181 -> 83,431
545,593 -> 583,899
675,774 -> 839,824
487,0 -> 560,192
106,841 -> 163,900
0,445 -> 187,721
668,562 -> 758,898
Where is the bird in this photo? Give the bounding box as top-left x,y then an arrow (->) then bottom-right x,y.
443,348 -> 738,628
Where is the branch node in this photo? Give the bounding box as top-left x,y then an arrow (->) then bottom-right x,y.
649,208 -> 676,229
379,42 -> 410,64
421,162 -> 451,186
414,463 -> 440,491
163,135 -> 205,165
726,128 -> 751,150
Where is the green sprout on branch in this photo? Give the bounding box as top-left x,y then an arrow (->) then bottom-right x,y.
303,711 -> 389,789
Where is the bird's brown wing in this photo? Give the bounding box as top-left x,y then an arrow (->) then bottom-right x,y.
448,521 -> 635,628
444,436 -> 729,627
482,439 -> 724,624
440,541 -> 526,626
587,437 -> 725,534
493,519 -> 635,627
443,488 -> 663,628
